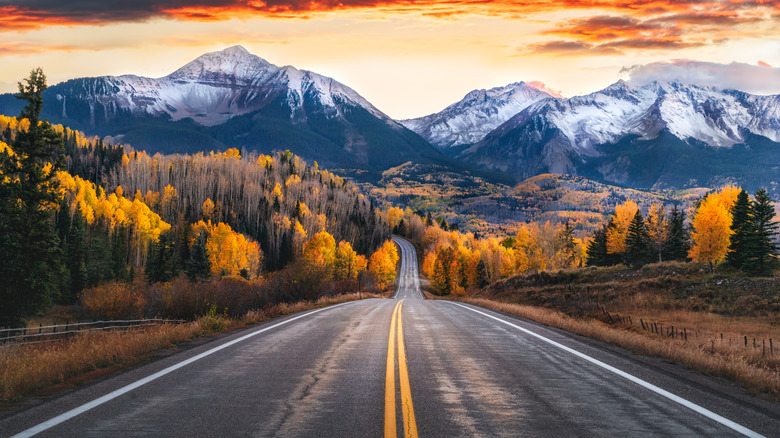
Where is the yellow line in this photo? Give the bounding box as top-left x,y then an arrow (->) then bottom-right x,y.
397,302 -> 419,438
385,300 -> 402,438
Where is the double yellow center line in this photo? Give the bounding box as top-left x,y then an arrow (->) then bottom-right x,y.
385,299 -> 418,438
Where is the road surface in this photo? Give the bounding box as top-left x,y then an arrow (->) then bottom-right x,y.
2,236 -> 778,437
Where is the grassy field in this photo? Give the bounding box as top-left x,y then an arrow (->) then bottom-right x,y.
452,262 -> 780,400
0,292 -> 385,403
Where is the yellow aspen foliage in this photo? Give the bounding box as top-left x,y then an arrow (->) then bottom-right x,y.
196,221 -> 262,278
56,171 -> 170,264
222,148 -> 241,159
302,231 -> 337,268
606,200 -> 639,255
292,220 -> 308,255
121,154 -> 130,168
272,183 -> 283,202
334,241 -> 365,280
688,188 -> 737,269
422,250 -> 437,280
465,249 -> 482,289
316,213 -> 327,232
386,206 -> 404,229
285,174 -> 301,186
370,240 -> 399,289
115,185 -> 124,198
202,198 -> 216,220
256,154 -> 273,168
297,202 -> 310,218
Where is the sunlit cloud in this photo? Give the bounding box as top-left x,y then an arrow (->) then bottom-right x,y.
622,59 -> 780,95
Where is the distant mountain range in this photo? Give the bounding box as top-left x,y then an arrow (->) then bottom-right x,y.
0,46 -> 446,181
406,79 -> 780,191
1,46 -> 779,191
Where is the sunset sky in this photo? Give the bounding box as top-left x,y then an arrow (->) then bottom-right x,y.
1,0 -> 779,119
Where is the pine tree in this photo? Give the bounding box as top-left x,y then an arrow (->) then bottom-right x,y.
65,210 -> 87,302
666,206 -> 690,262
744,188 -> 779,276
625,210 -> 650,268
559,220 -> 576,267
146,231 -> 176,283
0,68 -> 64,327
111,226 -> 130,282
586,224 -> 609,267
186,232 -> 211,282
726,190 -> 752,269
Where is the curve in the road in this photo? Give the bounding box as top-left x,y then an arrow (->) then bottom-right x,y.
391,236 -> 424,300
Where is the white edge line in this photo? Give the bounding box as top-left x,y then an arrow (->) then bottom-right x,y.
448,302 -> 764,438
11,301 -> 358,438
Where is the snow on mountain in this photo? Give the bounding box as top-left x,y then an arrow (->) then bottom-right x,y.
51,45 -> 391,127
399,82 -> 554,148
475,79 -> 780,154
460,79 -> 780,183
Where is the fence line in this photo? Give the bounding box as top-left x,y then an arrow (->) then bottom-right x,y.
579,285 -> 773,357
1,319 -> 186,344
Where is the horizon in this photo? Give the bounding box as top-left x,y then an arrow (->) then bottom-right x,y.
1,1 -> 779,119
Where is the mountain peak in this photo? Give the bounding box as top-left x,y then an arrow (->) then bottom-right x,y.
400,81 -> 554,148
167,45 -> 274,82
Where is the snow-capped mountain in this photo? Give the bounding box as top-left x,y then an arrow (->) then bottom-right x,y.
459,80 -> 780,188
0,46 -> 444,178
44,45 -> 392,127
400,82 -> 555,148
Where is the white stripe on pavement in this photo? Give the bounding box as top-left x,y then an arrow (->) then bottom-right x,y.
449,302 -> 764,438
12,301 -> 358,438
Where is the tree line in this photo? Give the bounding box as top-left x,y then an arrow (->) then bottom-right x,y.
0,69 -> 394,327
389,206 -> 587,295
586,187 -> 779,275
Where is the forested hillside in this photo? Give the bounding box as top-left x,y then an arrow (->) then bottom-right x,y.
0,70 -> 391,327
107,148 -> 387,270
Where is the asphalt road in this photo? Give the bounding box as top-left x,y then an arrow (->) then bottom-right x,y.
2,236 -> 778,437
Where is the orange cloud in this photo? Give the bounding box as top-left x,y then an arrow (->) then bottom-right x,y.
1,0 -> 778,58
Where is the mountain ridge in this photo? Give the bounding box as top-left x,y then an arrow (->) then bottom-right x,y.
0,45 -> 446,182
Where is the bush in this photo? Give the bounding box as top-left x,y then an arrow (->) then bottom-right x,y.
81,283 -> 146,319
148,276 -> 268,320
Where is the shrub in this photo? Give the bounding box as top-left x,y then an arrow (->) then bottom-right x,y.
81,283 -> 146,319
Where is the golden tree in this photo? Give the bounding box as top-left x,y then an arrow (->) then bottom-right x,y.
607,200 -> 639,255
688,188 -> 737,270
369,240 -> 399,289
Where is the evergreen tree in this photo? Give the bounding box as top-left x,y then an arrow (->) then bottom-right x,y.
145,231 -> 176,283
186,232 -> 211,282
476,259 -> 489,289
624,210 -> 650,268
0,68 -> 64,327
726,190 -> 752,269
586,224 -> 609,267
744,188 -> 779,276
559,220 -> 576,266
666,206 -> 690,262
111,226 -> 129,282
65,210 -> 87,303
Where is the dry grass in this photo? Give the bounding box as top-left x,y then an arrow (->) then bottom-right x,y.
453,296 -> 780,400
0,292 -> 385,403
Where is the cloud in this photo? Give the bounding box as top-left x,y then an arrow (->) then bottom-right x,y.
526,81 -> 564,98
622,60 -> 780,95
1,0 -> 778,61
523,40 -> 620,56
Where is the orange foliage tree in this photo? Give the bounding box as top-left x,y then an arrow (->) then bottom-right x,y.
688,187 -> 738,270
606,200 -> 639,256
191,220 -> 263,278
369,240 -> 399,289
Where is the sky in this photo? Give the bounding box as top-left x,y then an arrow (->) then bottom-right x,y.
1,0 -> 779,119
